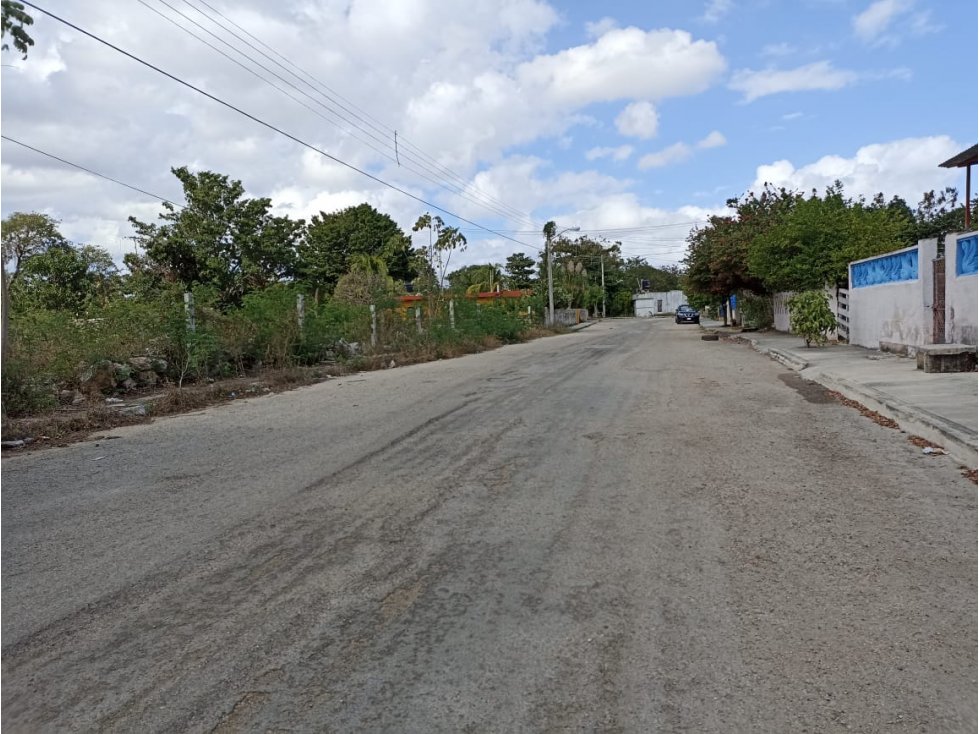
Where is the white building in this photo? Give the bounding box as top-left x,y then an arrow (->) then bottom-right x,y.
633,290 -> 688,317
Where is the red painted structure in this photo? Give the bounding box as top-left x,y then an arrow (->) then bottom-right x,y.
395,289 -> 532,313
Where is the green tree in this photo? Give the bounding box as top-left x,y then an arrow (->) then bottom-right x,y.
446,263 -> 503,294
539,235 -> 620,311
129,167 -> 303,307
1,0 -> 33,58
11,242 -> 118,314
914,188 -> 973,243
298,203 -> 406,298
683,185 -> 795,304
503,252 -> 536,289
748,183 -> 916,291
412,213 -> 467,311
2,211 -> 67,283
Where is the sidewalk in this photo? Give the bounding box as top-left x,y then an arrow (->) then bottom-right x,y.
701,319 -> 978,468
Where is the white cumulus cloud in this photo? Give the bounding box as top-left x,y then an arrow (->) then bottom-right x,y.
615,101 -> 659,140
697,130 -> 726,149
638,142 -> 693,170
729,61 -> 858,102
750,136 -> 963,204
853,0 -> 913,43
585,145 -> 634,161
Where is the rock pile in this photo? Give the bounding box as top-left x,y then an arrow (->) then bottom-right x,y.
79,357 -> 169,396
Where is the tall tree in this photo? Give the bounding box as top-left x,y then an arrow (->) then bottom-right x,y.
412,213 -> 467,309
129,167 -> 303,307
503,252 -> 536,289
914,188 -> 973,243
2,211 -> 67,283
11,242 -> 118,314
297,203 -> 406,298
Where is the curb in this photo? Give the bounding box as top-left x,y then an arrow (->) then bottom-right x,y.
765,347 -> 810,371
724,331 -> 977,468
726,333 -> 811,371
805,370 -> 978,469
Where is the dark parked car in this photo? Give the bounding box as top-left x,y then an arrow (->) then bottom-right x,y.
675,305 -> 700,324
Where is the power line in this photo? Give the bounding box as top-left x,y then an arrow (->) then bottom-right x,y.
21,1 -> 538,251
1,134 -> 185,208
181,0 -> 539,229
157,0 -> 537,228
143,0 -> 531,227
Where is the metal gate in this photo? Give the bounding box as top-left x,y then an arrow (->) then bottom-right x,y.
932,257 -> 946,344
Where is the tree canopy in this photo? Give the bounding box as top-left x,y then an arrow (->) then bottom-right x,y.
129,167 -> 303,307
682,181 -> 974,302
299,203 -> 413,297
2,211 -> 68,282
503,252 -> 536,289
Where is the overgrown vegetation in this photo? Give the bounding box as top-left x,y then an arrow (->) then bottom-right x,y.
2,161 -> 687,422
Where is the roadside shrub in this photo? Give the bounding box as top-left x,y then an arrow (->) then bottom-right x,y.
740,292 -> 774,329
788,290 -> 836,347
1,359 -> 57,417
300,299 -> 371,362
238,286 -> 302,368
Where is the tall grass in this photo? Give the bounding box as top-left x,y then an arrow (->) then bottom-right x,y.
2,288 -> 538,417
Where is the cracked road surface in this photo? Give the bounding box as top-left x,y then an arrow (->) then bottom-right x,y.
3,319 -> 976,732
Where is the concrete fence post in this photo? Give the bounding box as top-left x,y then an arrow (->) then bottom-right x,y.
184,291 -> 196,333
296,293 -> 305,332
415,307 -> 422,334
370,304 -> 377,348
449,299 -> 456,330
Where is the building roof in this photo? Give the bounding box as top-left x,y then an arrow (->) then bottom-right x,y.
938,144 -> 978,168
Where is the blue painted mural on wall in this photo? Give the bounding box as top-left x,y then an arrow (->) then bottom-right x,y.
956,235 -> 978,276
850,248 -> 918,288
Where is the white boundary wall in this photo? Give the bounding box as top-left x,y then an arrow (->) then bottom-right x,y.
946,231 -> 978,345
773,292 -> 793,332
633,290 -> 687,317
847,239 -> 938,350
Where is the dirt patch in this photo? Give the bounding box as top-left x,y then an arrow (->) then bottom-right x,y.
824,389 -> 900,429
960,467 -> 978,484
777,373 -> 835,404
1,365 -> 341,453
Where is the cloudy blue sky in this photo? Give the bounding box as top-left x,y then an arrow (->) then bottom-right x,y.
1,0 -> 976,270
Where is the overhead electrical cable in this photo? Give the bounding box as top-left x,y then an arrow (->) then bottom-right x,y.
1,134 -> 185,208
181,0 -> 538,228
140,0 -> 533,227
20,1 -> 539,251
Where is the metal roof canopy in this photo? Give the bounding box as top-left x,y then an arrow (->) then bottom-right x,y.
938,144 -> 977,230
939,144 -> 978,168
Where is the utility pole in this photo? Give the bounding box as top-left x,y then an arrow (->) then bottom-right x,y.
600,255 -> 606,319
543,221 -> 578,327
546,227 -> 555,326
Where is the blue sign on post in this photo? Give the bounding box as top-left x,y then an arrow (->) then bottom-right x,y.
729,294 -> 736,311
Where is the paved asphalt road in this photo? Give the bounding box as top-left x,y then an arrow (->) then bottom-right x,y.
3,319 -> 976,732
